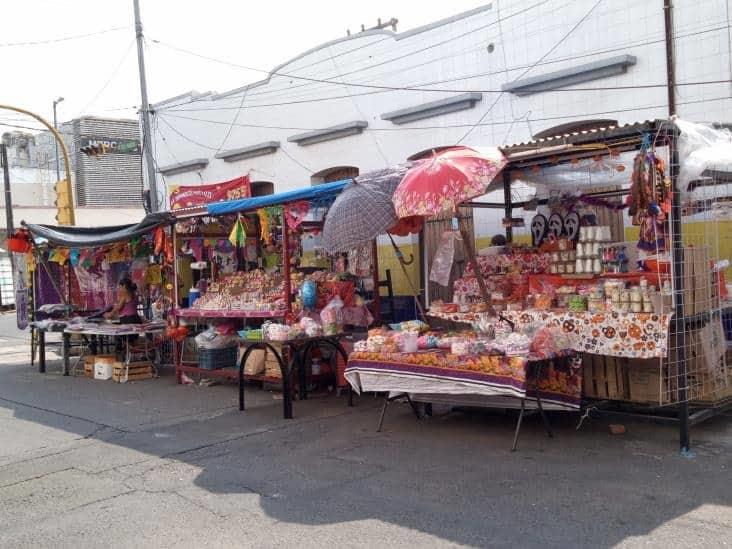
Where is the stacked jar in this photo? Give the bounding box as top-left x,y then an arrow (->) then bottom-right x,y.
549,239 -> 577,274
575,226 -> 611,275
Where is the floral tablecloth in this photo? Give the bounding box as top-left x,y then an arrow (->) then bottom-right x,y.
428,309 -> 673,359
346,349 -> 581,410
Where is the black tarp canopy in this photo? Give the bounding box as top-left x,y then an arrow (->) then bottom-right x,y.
22,212 -> 174,248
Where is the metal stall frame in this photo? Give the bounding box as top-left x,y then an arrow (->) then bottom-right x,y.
491,119 -> 731,452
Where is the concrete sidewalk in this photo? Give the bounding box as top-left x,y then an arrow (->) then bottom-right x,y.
0,353 -> 730,548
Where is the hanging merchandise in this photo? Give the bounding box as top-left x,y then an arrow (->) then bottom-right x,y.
284,201 -> 310,231
107,243 -> 130,264
145,264 -> 162,285
48,248 -> 70,265
257,208 -> 271,245
347,243 -> 372,278
228,215 -> 248,247
6,230 -> 31,253
69,248 -> 80,267
530,214 -> 548,246
628,149 -> 670,251
154,227 -> 165,256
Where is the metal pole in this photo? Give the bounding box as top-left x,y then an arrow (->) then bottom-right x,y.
282,219 -> 291,314
52,100 -> 61,182
1,145 -> 13,236
503,170 -> 513,243
0,104 -> 74,225
663,0 -> 676,116
668,123 -> 689,452
133,0 -> 160,213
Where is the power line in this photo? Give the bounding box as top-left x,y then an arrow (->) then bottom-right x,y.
151,0 -> 554,110
77,39 -> 136,117
159,77 -> 732,115
153,19 -> 731,111
459,0 -> 604,143
156,96 -> 731,138
156,113 -> 314,175
151,21 -> 732,113
0,26 -> 129,48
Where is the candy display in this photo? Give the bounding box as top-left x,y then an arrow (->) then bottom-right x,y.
191,270 -> 286,312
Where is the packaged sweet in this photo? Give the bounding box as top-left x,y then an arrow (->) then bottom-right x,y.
530,326 -> 557,355
418,334 -> 439,349
534,294 -> 553,310
320,296 -> 344,335
567,294 -> 587,312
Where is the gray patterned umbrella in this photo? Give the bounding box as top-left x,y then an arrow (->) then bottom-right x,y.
322,163 -> 415,254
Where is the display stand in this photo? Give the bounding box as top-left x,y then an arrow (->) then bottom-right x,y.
238,335 -> 350,419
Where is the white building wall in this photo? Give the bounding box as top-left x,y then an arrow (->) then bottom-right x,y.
151,0 -> 732,226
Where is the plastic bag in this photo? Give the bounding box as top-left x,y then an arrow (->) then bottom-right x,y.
320,296 -> 344,335
429,230 -> 460,287
676,118 -> 732,195
195,327 -> 239,350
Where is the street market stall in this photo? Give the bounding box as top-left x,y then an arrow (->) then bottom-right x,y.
19,212 -> 175,380
337,121 -> 731,451
168,177 -> 389,418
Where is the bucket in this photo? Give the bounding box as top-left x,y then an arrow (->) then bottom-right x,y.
188,288 -> 201,307
401,332 -> 419,353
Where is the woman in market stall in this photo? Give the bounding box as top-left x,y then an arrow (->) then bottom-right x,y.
104,277 -> 142,324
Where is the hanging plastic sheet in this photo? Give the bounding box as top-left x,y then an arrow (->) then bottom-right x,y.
676,118 -> 732,198
429,230 -> 461,287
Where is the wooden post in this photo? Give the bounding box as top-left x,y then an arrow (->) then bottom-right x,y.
282,216 -> 292,315
371,239 -> 381,324
456,208 -> 492,308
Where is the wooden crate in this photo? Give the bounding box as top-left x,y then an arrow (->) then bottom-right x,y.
112,361 -> 153,383
83,355 -> 96,378
582,354 -> 629,400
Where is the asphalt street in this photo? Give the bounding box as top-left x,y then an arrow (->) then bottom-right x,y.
0,312 -> 730,548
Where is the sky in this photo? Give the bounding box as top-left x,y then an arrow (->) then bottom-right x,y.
0,0 -> 487,134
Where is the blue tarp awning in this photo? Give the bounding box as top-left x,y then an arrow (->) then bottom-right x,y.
206,179 -> 350,216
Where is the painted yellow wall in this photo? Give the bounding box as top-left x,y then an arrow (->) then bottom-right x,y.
624,221 -> 732,261
376,243 -> 421,296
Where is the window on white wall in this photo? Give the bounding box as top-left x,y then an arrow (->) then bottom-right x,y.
310,166 -> 359,185
250,181 -> 274,197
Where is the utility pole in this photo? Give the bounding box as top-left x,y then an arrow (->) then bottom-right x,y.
1,144 -> 13,236
663,0 -> 676,116
133,0 -> 160,212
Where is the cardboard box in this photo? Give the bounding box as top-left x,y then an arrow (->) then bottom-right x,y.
627,358 -> 672,404
94,361 -> 113,380
692,247 -> 712,315
242,349 -> 265,376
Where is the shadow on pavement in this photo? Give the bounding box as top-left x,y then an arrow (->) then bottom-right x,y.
0,356 -> 730,547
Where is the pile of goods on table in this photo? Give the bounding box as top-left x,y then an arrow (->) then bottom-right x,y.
191,269 -> 286,312
348,318 -> 582,404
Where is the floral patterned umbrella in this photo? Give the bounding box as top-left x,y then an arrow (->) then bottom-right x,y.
393,146 -> 507,308
393,146 -> 507,218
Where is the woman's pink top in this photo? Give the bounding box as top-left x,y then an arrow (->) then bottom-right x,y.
120,295 -> 139,317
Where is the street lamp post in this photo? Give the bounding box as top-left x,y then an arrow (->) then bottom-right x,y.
52,97 -> 64,181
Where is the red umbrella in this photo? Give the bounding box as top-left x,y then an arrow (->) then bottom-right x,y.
393,146 -> 507,307
393,146 -> 506,218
